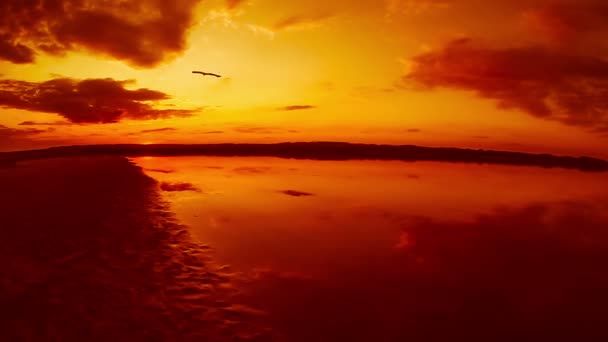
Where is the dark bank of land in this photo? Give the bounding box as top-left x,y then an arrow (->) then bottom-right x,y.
0,157 -> 275,341
2,142 -> 607,172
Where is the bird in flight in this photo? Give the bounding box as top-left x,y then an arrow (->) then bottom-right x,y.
192,71 -> 222,78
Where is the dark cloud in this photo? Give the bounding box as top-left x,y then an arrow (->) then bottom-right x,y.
280,190 -> 314,197
140,127 -> 177,134
278,105 -> 316,111
19,121 -> 72,126
0,0 -> 202,67
0,35 -> 35,64
202,130 -> 225,134
405,38 -> 608,132
0,78 -> 195,124
0,125 -> 53,151
523,1 -> 608,46
0,125 -> 47,137
406,128 -> 422,133
159,182 -> 201,192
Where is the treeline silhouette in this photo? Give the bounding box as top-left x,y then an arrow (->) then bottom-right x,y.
2,142 -> 607,172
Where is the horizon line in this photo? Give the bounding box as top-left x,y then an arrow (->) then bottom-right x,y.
1,141 -> 603,158
2,142 -> 607,172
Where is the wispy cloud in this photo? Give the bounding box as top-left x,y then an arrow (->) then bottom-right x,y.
203,9 -> 275,39
19,121 -> 72,126
273,13 -> 335,31
386,0 -> 451,18
0,124 -> 57,151
233,126 -> 300,134
277,105 -> 317,111
140,127 -> 178,134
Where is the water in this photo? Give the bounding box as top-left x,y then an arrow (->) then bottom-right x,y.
134,156 -> 608,342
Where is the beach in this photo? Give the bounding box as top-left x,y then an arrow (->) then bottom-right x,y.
0,156 -> 275,341
3,155 -> 608,341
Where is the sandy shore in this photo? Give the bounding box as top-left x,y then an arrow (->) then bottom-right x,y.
0,157 -> 276,341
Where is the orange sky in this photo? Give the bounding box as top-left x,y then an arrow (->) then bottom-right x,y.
1,0 -> 607,157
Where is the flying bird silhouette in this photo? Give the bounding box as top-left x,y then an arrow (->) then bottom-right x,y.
192,71 -> 222,78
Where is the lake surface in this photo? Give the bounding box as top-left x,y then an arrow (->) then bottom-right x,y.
134,157 -> 608,342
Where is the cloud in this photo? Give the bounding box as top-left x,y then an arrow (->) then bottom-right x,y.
0,125 -> 48,137
273,13 -> 334,31
233,126 -> 299,134
0,0 -> 202,67
0,125 -> 55,151
404,38 -> 608,132
386,0 -> 451,17
140,127 -> 177,134
202,130 -> 225,134
234,127 -> 274,134
407,128 -> 422,133
523,1 -> 608,47
280,190 -> 315,197
0,78 -> 195,124
278,105 -> 317,111
159,182 -> 201,192
0,35 -> 35,64
19,121 -> 72,126
128,127 -> 177,135
203,9 -> 275,39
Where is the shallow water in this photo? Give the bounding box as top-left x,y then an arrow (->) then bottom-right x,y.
0,157 -> 276,341
135,157 -> 608,342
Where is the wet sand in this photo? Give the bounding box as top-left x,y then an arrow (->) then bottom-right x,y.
0,157 -> 276,341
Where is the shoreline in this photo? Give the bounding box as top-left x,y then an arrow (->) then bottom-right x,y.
0,156 -> 275,341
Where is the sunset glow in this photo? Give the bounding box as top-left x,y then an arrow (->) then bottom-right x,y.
3,2 -> 608,340
2,0 -> 607,157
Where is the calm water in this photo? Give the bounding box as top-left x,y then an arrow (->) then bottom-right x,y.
134,157 -> 608,342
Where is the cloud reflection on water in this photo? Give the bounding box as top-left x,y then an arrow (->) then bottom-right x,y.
135,157 -> 608,342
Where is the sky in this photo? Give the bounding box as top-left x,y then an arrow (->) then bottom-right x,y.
1,0 -> 607,157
